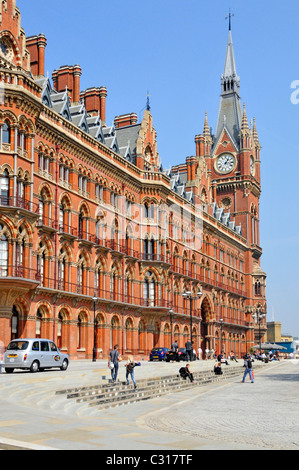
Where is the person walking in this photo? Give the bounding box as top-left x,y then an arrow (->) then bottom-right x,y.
125,356 -> 140,389
242,354 -> 254,383
197,346 -> 202,360
171,339 -> 179,362
108,344 -> 121,382
185,340 -> 194,362
205,347 -> 210,360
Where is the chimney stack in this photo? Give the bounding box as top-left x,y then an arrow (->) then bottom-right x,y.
26,34 -> 47,77
114,113 -> 138,129
80,86 -> 107,124
52,64 -> 82,104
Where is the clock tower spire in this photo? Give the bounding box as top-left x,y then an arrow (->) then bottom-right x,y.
214,23 -> 242,150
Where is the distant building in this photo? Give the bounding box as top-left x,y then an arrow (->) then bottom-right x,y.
266,321 -> 282,343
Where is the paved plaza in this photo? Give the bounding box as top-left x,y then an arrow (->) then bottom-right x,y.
0,359 -> 298,450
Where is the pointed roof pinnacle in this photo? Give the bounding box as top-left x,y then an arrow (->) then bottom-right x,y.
203,111 -> 212,143
241,103 -> 250,133
252,117 -> 261,148
223,29 -> 238,78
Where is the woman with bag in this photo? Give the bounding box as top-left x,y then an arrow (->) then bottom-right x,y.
108,344 -> 122,382
125,356 -> 140,389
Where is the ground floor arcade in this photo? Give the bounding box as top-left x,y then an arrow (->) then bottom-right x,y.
0,289 -> 257,360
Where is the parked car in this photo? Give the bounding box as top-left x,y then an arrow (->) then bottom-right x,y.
3,338 -> 70,374
166,348 -> 196,362
149,347 -> 170,361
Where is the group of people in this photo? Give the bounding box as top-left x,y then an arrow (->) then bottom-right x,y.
253,350 -> 280,362
213,352 -> 255,383
108,342 -> 256,389
108,344 -> 140,389
171,339 -> 239,363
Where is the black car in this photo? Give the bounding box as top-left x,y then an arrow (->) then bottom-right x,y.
166,348 -> 195,362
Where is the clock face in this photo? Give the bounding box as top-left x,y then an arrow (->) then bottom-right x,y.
0,41 -> 7,55
215,154 -> 236,174
250,156 -> 255,175
0,38 -> 12,60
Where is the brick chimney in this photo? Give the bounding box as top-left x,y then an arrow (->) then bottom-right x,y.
26,34 -> 47,77
80,86 -> 107,124
114,113 -> 138,129
52,64 -> 82,104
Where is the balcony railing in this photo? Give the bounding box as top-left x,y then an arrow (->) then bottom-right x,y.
141,253 -> 167,263
0,265 -> 41,282
37,216 -> 57,230
0,196 -> 39,213
40,277 -> 170,309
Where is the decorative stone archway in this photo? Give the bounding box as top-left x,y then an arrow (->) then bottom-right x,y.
200,295 -> 214,357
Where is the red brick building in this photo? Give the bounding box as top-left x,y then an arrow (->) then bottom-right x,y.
0,1 -> 267,359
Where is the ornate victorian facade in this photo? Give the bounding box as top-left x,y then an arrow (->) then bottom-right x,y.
0,1 -> 267,359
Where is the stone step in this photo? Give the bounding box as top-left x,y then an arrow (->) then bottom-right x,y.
56,365 -> 248,412
54,364 -> 265,412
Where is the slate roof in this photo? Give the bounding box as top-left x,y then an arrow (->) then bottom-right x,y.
34,76 -> 241,231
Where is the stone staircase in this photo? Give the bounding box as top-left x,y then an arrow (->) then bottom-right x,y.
55,364 -> 264,411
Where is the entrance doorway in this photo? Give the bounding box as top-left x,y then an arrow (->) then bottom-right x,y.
200,296 -> 213,358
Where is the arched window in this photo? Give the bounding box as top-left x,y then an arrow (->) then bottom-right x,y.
11,306 -> 19,340
57,312 -> 63,348
78,212 -> 84,238
0,169 -> 9,205
58,249 -> 66,290
37,242 -> 46,286
110,263 -> 120,300
95,218 -> 105,245
143,270 -> 156,307
0,225 -> 8,276
95,257 -> 105,295
59,196 -> 71,233
255,280 -> 261,295
111,316 -> 119,348
77,314 -> 84,350
36,309 -> 43,338
2,121 -> 11,144
125,318 -> 133,351
16,227 -> 25,267
77,254 -> 84,294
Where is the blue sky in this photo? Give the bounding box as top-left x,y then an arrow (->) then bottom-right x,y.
18,0 -> 299,337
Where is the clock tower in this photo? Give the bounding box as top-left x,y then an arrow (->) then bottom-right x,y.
202,20 -> 266,316
204,23 -> 262,247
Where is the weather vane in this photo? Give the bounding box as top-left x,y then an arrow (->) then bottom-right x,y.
225,8 -> 234,31
146,91 -> 151,111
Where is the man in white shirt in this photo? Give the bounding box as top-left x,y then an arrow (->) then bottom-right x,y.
197,347 -> 202,360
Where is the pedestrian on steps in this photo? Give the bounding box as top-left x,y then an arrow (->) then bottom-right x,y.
108,344 -> 121,382
125,356 -> 140,389
242,354 -> 254,383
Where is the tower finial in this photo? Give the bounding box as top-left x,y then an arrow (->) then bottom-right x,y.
146,91 -> 151,111
225,8 -> 234,31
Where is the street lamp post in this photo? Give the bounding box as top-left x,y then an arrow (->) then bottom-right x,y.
219,318 -> 224,353
252,306 -> 266,352
92,296 -> 97,362
182,289 -> 203,349
169,308 -> 173,347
